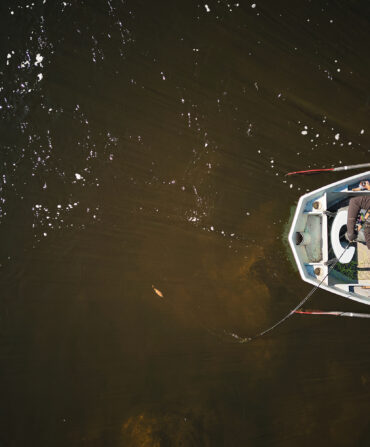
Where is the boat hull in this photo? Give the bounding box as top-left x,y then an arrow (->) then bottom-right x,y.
288,170 -> 370,305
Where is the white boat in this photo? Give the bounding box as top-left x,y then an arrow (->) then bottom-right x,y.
288,170 -> 370,305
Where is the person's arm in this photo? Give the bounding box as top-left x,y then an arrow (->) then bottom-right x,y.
347,197 -> 361,240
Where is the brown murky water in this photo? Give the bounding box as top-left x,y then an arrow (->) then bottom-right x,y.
1,1 -> 370,446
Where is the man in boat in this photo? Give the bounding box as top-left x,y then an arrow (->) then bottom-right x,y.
352,179 -> 370,191
346,184 -> 370,249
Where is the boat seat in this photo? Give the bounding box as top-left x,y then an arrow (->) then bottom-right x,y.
330,209 -> 355,264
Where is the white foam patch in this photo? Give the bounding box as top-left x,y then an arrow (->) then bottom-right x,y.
34,53 -> 43,66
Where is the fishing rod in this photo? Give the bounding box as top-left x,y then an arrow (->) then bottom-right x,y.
245,242 -> 352,343
285,162 -> 370,176
295,309 -> 370,318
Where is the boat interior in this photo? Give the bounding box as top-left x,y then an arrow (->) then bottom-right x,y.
326,185 -> 370,299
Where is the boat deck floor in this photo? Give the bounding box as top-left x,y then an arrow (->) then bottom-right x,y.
352,286 -> 370,297
357,241 -> 370,281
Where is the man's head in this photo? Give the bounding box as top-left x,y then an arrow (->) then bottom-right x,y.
360,180 -> 370,190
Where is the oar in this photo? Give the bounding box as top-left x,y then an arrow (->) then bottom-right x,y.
285,162 -> 370,176
295,309 -> 370,318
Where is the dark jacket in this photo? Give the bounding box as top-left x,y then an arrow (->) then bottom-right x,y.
347,195 -> 370,248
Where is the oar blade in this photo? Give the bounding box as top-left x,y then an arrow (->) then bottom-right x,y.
285,168 -> 333,176
286,162 -> 370,176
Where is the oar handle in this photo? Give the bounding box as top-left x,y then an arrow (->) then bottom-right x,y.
296,310 -> 370,318
334,163 -> 370,172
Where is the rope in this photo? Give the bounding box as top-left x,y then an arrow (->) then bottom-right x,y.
245,241 -> 352,343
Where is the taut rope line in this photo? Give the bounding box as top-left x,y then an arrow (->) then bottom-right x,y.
245,242 -> 352,343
